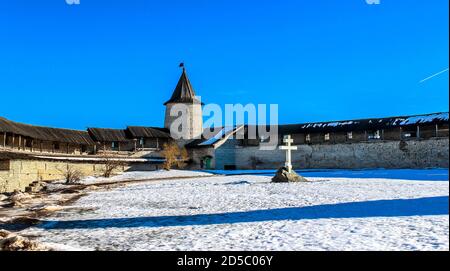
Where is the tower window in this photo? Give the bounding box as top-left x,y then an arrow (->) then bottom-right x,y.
306,134 -> 311,143
324,133 -> 330,141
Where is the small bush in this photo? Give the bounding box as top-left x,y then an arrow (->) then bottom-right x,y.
161,142 -> 190,170
60,166 -> 84,184
177,147 -> 190,169
101,154 -> 127,178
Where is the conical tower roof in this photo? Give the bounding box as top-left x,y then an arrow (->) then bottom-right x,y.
164,68 -> 203,105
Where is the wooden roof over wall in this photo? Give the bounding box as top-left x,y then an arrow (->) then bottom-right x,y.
0,117 -> 95,145
87,127 -> 172,143
87,128 -> 130,143
126,126 -> 171,139
1,112 -> 447,147
186,112 -> 449,148
277,112 -> 449,134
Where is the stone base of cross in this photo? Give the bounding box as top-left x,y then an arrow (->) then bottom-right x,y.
279,135 -> 298,173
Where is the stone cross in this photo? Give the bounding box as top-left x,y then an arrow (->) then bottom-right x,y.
279,135 -> 298,173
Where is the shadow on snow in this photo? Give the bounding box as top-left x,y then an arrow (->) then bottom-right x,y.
299,169 -> 449,181
37,196 -> 449,230
207,169 -> 449,181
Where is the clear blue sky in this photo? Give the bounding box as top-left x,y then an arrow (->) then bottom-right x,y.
0,0 -> 448,130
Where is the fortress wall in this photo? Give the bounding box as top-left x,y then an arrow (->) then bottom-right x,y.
230,138 -> 449,170
0,159 -> 156,193
215,140 -> 239,170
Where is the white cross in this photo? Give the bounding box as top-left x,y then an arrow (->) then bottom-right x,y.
279,135 -> 298,173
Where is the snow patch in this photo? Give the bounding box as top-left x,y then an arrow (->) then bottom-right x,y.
80,170 -> 213,185
20,169 -> 449,251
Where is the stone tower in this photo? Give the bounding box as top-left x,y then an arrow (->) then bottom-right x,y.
164,66 -> 203,140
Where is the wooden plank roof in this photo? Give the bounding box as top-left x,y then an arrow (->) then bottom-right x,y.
186,112 -> 449,148
126,126 -> 171,139
278,112 -> 449,134
87,128 -> 129,143
0,117 -> 95,145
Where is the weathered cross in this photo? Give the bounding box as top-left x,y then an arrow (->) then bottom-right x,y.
279,135 -> 298,173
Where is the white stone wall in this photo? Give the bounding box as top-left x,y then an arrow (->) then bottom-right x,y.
164,103 -> 203,140
215,140 -> 239,170
0,160 -> 157,193
0,160 -> 101,193
219,138 -> 449,170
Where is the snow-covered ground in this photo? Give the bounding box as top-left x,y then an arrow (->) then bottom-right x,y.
20,169 -> 449,251
80,170 -> 213,185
